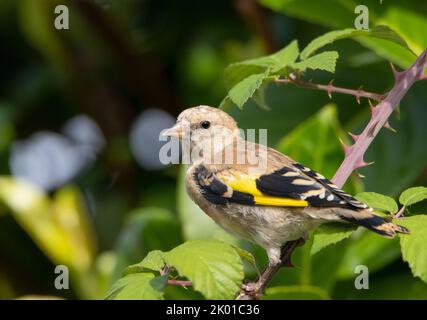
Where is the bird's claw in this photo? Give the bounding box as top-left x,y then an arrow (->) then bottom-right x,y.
237,282 -> 262,300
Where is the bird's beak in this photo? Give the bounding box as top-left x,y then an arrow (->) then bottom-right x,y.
162,122 -> 185,138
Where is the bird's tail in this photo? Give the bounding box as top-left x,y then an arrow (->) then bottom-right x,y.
339,209 -> 409,238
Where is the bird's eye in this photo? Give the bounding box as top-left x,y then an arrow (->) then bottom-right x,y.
200,121 -> 211,129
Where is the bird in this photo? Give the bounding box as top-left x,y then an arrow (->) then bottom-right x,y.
162,105 -> 409,298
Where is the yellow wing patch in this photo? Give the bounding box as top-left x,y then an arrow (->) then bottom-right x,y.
221,171 -> 308,207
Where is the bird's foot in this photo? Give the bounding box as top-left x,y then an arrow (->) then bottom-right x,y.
280,238 -> 305,268
236,281 -> 262,300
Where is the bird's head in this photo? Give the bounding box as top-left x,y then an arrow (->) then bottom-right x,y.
163,105 -> 239,163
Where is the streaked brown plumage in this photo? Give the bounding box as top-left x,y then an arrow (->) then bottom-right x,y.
163,105 -> 409,294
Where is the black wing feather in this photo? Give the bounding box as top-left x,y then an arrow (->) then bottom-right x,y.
256,163 -> 368,210
193,165 -> 255,206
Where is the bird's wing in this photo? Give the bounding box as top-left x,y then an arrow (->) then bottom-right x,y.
255,162 -> 369,210
193,162 -> 368,210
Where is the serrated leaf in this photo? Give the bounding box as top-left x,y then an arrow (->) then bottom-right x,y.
355,192 -> 398,214
399,186 -> 427,207
164,240 -> 244,299
259,1 -> 419,68
124,250 -> 165,275
106,273 -> 167,300
224,40 -> 299,89
224,64 -> 266,91
228,72 -> 268,108
397,215 -> 427,284
301,26 -> 413,60
292,51 -> 338,73
301,28 -> 363,60
310,222 -> 356,255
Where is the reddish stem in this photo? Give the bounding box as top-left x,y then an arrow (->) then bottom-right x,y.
276,75 -> 385,102
332,49 -> 427,187
161,265 -> 193,287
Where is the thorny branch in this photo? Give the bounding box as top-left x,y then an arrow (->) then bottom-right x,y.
332,48 -> 427,188
275,74 -> 385,102
237,48 -> 427,300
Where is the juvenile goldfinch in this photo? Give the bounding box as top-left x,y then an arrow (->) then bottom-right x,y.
163,105 -> 409,296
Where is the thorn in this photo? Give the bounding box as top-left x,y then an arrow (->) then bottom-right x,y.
356,159 -> 375,168
355,85 -> 364,104
368,99 -> 375,113
339,138 -> 352,155
390,62 -> 402,80
384,121 -> 397,133
369,100 -> 379,117
395,105 -> 401,120
327,80 -> 334,99
348,132 -> 360,142
357,173 -> 365,179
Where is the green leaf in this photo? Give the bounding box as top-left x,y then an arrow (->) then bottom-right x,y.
224,40 -> 299,89
106,273 -> 167,300
355,192 -> 398,214
310,240 -> 348,293
224,64 -> 266,91
231,245 -> 259,274
292,51 -> 338,73
219,96 -> 235,111
164,240 -> 244,299
311,223 -> 356,255
228,72 -> 268,108
124,250 -> 166,275
260,0 -> 419,68
301,28 -> 363,60
399,187 -> 427,207
301,26 -> 413,60
263,285 -> 329,300
397,215 -> 427,284
368,25 -> 414,54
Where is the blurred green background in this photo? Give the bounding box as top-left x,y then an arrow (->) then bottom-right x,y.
0,0 -> 426,299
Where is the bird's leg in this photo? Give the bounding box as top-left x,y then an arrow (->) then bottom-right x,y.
236,238 -> 303,300
280,237 -> 305,268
